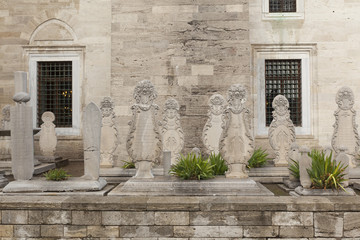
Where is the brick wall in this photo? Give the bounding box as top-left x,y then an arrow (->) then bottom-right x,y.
0,195 -> 359,239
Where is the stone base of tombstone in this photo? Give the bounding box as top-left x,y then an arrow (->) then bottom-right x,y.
108,176 -> 274,196
2,177 -> 107,193
226,163 -> 248,179
134,161 -> 154,178
283,178 -> 301,189
35,156 -> 69,168
100,167 -> 164,183
294,186 -> 355,196
0,171 -> 8,188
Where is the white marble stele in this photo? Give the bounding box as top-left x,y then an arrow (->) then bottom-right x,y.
161,98 -> 184,165
268,95 -> 296,166
3,102 -> 107,193
299,147 -> 312,189
332,87 -> 360,168
100,97 -> 118,168
220,84 -> 254,178
39,112 -> 57,157
202,94 -> 226,155
126,80 -> 162,178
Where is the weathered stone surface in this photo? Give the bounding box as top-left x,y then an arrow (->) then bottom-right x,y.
243,226 -> 279,238
39,111 -> 57,157
268,95 -> 296,167
102,211 -> 155,225
163,151 -> 171,176
344,212 -> 360,237
220,84 -> 254,178
64,225 -> 87,238
72,210 -> 101,225
83,102 -> 102,180
100,97 -> 118,168
87,225 -> 119,238
272,212 -> 313,226
28,210 -> 71,224
2,210 -> 28,224
174,226 -> 242,238
155,212 -> 189,226
299,147 -> 311,188
1,105 -> 10,130
127,80 -> 162,178
40,225 -> 63,237
202,94 -> 226,155
14,225 -> 40,238
314,212 -> 343,237
295,186 -> 356,196
161,98 -> 184,165
0,225 -> 13,237
279,226 -> 314,238
332,86 -> 360,167
10,103 -> 34,180
335,147 -> 350,187
120,226 -> 173,238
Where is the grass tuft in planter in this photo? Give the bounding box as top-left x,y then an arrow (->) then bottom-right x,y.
170,153 -> 214,180
43,168 -> 71,181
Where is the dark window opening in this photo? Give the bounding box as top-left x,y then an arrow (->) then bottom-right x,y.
269,0 -> 296,12
37,61 -> 72,128
265,59 -> 302,126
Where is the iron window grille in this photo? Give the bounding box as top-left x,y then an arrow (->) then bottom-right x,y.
37,61 -> 72,128
265,59 -> 302,127
269,0 -> 296,12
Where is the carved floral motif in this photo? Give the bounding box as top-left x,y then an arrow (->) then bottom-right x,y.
220,84 -> 254,178
268,95 -> 296,166
202,94 -> 226,154
161,98 -> 184,165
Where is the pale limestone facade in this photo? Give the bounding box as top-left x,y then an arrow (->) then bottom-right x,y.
1,0 -> 360,163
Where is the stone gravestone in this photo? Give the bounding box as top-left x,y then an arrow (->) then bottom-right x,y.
299,147 -> 311,189
335,146 -> 350,187
100,97 -> 118,168
220,84 -> 254,178
161,98 -> 184,165
284,143 -> 301,188
39,112 -> 57,157
202,94 -> 226,155
83,102 -> 102,180
332,86 -> 360,168
10,72 -> 34,180
268,95 -> 296,166
127,80 -> 162,178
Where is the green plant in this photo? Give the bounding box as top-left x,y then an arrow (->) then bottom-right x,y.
43,168 -> 71,181
289,159 -> 300,179
169,153 -> 214,180
209,153 -> 228,175
247,147 -> 270,168
121,160 -> 136,169
306,149 -> 347,191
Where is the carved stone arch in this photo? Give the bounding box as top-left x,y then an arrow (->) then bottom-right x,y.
29,18 -> 77,45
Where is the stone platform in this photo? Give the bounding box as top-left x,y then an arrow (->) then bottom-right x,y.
108,176 -> 274,196
2,177 -> 107,193
294,186 -> 356,196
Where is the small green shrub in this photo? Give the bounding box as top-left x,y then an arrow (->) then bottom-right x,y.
169,153 -> 214,180
289,159 -> 300,180
43,168 -> 71,181
209,153 -> 228,175
247,147 -> 270,168
307,149 -> 347,191
121,160 -> 136,169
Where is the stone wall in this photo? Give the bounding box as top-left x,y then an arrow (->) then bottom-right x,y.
0,195 -> 359,239
111,0 -> 250,162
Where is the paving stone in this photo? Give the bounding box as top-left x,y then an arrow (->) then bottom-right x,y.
344,212 -> 360,237
72,210 -> 101,225
2,210 -> 28,224
103,211 -> 155,225
314,212 -> 343,237
0,225 -> 13,237
155,212 -> 189,225
29,210 -> 71,224
174,226 -> 242,238
120,226 -> 173,238
273,212 -> 313,226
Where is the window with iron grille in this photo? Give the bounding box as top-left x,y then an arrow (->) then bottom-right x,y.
269,0 -> 296,12
265,59 -> 302,126
37,61 -> 72,127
